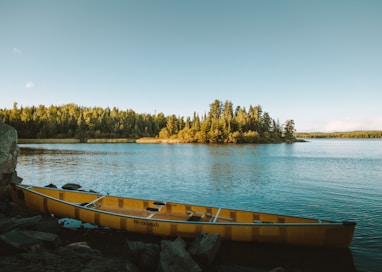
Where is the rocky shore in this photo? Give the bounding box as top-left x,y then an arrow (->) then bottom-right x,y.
0,195 -> 289,272
0,199 -> 355,272
0,199 -> 228,272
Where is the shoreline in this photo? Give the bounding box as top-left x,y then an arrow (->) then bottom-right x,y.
17,138 -> 179,144
18,138 -> 301,144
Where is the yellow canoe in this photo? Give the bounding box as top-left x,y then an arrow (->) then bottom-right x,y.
11,183 -> 356,248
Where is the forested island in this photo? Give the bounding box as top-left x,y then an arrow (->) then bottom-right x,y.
0,100 -> 296,144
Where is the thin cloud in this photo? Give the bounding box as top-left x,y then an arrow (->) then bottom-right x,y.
297,117 -> 382,132
13,47 -> 21,55
25,81 -> 35,89
322,117 -> 382,132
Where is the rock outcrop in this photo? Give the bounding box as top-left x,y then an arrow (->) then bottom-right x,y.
189,232 -> 221,269
160,237 -> 203,272
0,121 -> 21,201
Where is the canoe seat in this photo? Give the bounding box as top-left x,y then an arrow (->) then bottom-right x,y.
187,210 -> 208,222
153,201 -> 166,206
188,215 -> 202,222
146,203 -> 165,218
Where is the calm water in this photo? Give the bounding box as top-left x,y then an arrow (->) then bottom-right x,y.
17,139 -> 382,271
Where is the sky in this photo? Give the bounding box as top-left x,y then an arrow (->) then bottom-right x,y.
1,0 -> 381,132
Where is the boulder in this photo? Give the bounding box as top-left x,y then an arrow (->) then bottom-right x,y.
0,215 -> 42,233
126,240 -> 160,271
34,214 -> 61,233
0,122 -> 20,200
159,237 -> 202,272
189,232 -> 221,268
0,229 -> 61,252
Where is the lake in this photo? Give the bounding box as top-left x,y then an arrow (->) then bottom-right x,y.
17,139 -> 382,271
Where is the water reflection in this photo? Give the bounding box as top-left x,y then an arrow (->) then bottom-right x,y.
209,161 -> 233,192
20,146 -> 108,155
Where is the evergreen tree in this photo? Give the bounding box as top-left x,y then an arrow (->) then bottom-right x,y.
283,120 -> 296,143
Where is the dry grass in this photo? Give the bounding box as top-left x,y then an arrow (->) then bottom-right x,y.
135,137 -> 180,144
87,138 -> 136,143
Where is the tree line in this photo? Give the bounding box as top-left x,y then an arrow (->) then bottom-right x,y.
295,131 -> 382,139
0,100 -> 296,143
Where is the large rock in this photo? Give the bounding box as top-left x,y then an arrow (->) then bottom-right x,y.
0,229 -> 61,252
126,240 -> 160,271
159,237 -> 202,272
189,232 -> 221,268
0,122 -> 20,200
0,215 -> 42,233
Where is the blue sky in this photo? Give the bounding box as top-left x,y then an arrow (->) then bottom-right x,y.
1,0 -> 381,132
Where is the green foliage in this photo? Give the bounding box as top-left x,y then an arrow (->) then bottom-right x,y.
0,100 -> 301,143
283,120 -> 296,143
295,131 -> 382,139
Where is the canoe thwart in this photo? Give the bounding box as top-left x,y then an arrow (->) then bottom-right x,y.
212,208 -> 221,223
80,195 -> 105,208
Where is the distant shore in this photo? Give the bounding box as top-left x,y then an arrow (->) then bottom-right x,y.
18,137 -> 180,144
295,130 -> 382,139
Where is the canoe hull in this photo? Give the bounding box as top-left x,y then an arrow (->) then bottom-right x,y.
11,184 -> 356,248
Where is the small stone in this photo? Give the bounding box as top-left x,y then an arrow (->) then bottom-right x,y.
68,241 -> 91,248
62,183 -> 82,190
